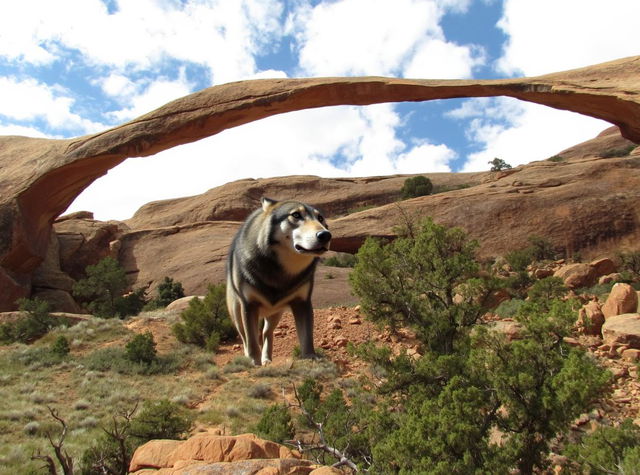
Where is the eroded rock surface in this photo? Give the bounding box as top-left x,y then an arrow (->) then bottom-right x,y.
2,56 -> 640,309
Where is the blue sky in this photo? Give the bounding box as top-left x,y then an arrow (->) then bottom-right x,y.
1,0 -> 639,220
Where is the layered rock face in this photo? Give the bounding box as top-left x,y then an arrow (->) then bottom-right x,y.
1,56 -> 640,309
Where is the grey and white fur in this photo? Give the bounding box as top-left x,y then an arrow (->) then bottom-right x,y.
226,197 -> 332,366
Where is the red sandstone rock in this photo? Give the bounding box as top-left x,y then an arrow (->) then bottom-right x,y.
577,301 -> 605,335
3,56 -> 640,309
602,283 -> 639,319
554,263 -> 597,289
602,313 -> 640,349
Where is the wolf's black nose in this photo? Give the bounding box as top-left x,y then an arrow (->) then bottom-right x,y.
317,230 -> 332,243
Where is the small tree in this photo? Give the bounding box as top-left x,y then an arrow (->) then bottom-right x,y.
400,175 -> 433,199
173,284 -> 236,351
489,157 -> 512,171
565,419 -> 640,473
472,300 -> 610,474
154,277 -> 185,307
0,298 -> 58,344
129,399 -> 193,443
125,331 -> 157,365
255,403 -> 295,444
350,218 -> 492,354
51,336 -> 71,358
73,257 -> 128,318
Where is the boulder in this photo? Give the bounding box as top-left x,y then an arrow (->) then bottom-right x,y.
599,273 -> 623,285
589,258 -> 617,277
602,283 -> 639,319
601,314 -> 640,349
166,296 -> 204,313
577,301 -> 605,335
129,439 -> 182,471
554,263 -> 597,289
129,433 -> 327,475
2,56 -> 640,310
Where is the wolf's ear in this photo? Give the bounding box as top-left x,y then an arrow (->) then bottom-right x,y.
261,197 -> 277,211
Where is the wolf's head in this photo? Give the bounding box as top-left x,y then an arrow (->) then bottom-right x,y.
261,197 -> 331,256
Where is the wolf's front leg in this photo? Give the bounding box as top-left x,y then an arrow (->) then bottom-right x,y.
241,302 -> 262,365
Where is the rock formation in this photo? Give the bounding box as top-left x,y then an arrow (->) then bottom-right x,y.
128,432 -> 339,474
2,56 -> 640,309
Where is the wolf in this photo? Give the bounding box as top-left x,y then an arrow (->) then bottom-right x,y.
226,197 -> 332,366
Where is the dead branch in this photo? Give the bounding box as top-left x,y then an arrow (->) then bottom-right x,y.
287,384 -> 359,472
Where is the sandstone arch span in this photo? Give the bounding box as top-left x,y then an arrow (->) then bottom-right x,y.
1,55 -> 640,309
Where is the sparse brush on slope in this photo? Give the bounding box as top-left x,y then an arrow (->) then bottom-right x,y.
172,283 -> 236,352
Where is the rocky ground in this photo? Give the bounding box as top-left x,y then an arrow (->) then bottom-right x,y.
133,303 -> 640,429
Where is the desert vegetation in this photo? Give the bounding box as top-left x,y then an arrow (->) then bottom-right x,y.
2,218 -> 640,473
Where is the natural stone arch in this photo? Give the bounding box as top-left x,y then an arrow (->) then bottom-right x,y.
1,55 -> 640,309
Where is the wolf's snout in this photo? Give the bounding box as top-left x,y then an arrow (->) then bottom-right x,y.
316,230 -> 332,243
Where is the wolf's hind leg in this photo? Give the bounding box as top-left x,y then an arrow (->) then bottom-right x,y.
241,302 -> 262,365
290,299 -> 316,359
261,312 -> 283,365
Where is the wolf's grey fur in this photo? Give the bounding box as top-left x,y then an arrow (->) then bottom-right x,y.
226,197 -> 331,365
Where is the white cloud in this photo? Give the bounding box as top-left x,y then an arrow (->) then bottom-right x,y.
0,124 -> 53,138
289,0 -> 483,78
403,39 -> 485,79
107,71 -> 194,122
0,0 -> 285,84
0,76 -> 105,134
455,98 -> 609,172
497,0 -> 640,76
67,103 -> 456,220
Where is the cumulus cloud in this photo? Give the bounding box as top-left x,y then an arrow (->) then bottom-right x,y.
449,98 -> 609,172
497,0 -> 640,76
0,0 -> 285,84
0,76 -> 105,134
106,71 -> 195,122
67,103 -> 456,220
289,0 -> 484,78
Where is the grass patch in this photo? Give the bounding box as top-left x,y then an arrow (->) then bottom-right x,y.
83,347 -> 182,375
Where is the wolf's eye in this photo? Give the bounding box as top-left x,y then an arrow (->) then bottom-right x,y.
291,212 -> 302,220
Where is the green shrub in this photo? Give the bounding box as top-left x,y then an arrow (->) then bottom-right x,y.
146,277 -> 185,310
350,217 -> 493,354
494,298 -> 526,318
125,332 -> 157,364
527,276 -> 567,304
599,145 -> 635,158
80,419 -> 135,475
565,419 -> 640,473
527,235 -> 557,261
50,335 -> 70,357
0,298 -> 59,344
73,257 -> 146,318
547,155 -> 564,162
488,157 -> 512,171
618,250 -> 640,278
400,175 -> 433,199
115,287 -> 148,317
73,257 -> 127,317
343,218 -> 610,473
172,284 -> 236,351
322,253 -> 356,268
83,346 -> 180,375
255,403 -> 295,444
129,399 -> 193,443
505,248 -> 534,272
